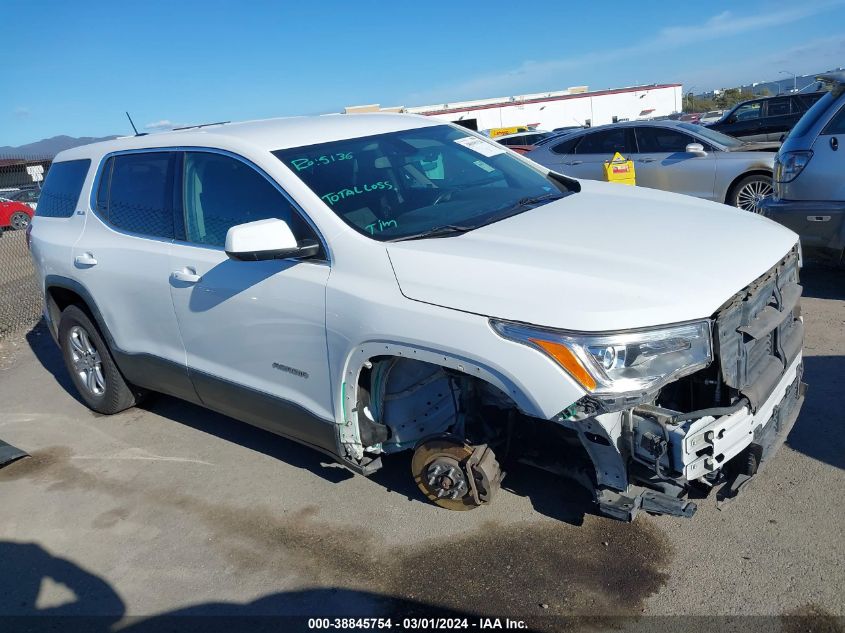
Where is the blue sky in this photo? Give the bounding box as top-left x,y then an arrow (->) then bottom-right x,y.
1,0 -> 844,147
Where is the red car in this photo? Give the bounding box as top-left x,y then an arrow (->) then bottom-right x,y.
0,197 -> 34,231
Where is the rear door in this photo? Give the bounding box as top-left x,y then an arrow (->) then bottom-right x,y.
71,151 -> 193,399
631,126 -> 717,200
167,150 -> 335,446
560,128 -> 635,181
760,97 -> 794,141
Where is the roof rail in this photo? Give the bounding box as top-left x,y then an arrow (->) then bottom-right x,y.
171,121 -> 230,131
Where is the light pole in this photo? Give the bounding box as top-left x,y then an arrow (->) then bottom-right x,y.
779,70 -> 796,93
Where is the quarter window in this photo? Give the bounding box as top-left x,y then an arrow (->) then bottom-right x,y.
551,136 -> 581,155
105,153 -> 176,238
181,152 -> 315,249
36,159 -> 90,218
635,127 -> 695,153
822,102 -> 845,135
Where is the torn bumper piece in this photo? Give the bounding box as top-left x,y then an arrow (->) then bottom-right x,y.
0,439 -> 28,468
597,359 -> 806,522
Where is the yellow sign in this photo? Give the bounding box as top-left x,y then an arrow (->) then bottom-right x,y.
488,126 -> 529,138
603,152 -> 636,186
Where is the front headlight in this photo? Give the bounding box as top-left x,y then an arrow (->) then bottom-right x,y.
491,320 -> 712,396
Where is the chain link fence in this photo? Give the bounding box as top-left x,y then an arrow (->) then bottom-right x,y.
1,156 -> 50,340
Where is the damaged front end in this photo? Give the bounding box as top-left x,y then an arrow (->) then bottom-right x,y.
342,246 -> 806,522
578,246 -> 806,520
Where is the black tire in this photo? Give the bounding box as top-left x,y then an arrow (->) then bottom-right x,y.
727,174 -> 773,213
9,212 -> 30,231
58,305 -> 140,414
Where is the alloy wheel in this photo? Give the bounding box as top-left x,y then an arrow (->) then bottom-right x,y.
736,179 -> 773,214
68,325 -> 106,396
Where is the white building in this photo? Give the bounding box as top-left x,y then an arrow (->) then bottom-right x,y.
346,84 -> 683,131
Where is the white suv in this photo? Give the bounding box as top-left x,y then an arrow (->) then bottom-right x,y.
29,114 -> 806,520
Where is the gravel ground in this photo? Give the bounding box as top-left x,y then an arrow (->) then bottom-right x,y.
0,264 -> 842,632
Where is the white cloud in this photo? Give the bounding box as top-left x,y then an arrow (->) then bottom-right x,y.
144,119 -> 179,130
408,0 -> 845,104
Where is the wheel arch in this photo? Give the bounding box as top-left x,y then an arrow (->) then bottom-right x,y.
724,168 -> 773,205
336,341 -> 555,462
43,275 -> 114,347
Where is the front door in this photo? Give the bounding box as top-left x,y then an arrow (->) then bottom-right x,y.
168,150 -> 335,449
632,127 -> 717,200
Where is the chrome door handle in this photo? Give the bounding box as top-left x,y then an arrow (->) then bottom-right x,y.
171,269 -> 202,283
567,160 -> 583,165
74,253 -> 97,267
638,158 -> 656,163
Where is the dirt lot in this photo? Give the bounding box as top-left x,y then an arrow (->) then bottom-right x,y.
0,265 -> 843,632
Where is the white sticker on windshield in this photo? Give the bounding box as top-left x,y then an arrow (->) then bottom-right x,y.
473,159 -> 495,173
454,136 -> 505,157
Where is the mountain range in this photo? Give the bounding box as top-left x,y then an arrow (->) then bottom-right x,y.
0,135 -> 119,159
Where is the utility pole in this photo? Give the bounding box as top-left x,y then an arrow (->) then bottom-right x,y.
779,70 -> 797,93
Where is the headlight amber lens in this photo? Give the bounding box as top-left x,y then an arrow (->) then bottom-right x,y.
492,320 -> 712,396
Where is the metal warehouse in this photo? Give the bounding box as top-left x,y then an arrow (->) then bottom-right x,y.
346,83 -> 683,131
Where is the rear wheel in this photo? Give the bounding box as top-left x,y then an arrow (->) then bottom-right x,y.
729,174 -> 773,213
9,212 -> 30,231
58,305 -> 141,414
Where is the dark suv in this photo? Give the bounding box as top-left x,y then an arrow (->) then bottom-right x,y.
705,92 -> 826,141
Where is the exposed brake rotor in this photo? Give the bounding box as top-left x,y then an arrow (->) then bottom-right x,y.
411,437 -> 502,511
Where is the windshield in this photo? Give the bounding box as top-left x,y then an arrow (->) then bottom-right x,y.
678,122 -> 744,148
273,124 -> 572,241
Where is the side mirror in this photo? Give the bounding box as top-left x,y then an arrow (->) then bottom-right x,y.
685,143 -> 707,156
225,218 -> 319,261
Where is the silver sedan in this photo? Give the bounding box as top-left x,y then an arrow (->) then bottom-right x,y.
526,121 -> 775,212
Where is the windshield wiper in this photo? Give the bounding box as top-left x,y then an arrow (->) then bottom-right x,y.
388,193 -> 566,242
388,224 -> 476,242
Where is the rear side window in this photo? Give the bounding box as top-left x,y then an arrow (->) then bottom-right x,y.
574,129 -> 632,154
635,127 -> 694,153
103,153 -> 176,238
36,159 -> 90,218
182,152 -> 316,249
766,97 -> 791,117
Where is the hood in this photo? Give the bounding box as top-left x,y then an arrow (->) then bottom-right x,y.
726,141 -> 781,153
386,180 -> 799,332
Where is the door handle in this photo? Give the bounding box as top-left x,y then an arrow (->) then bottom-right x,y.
638,158 -> 656,163
74,253 -> 97,267
171,269 -> 202,283
566,160 -> 584,165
